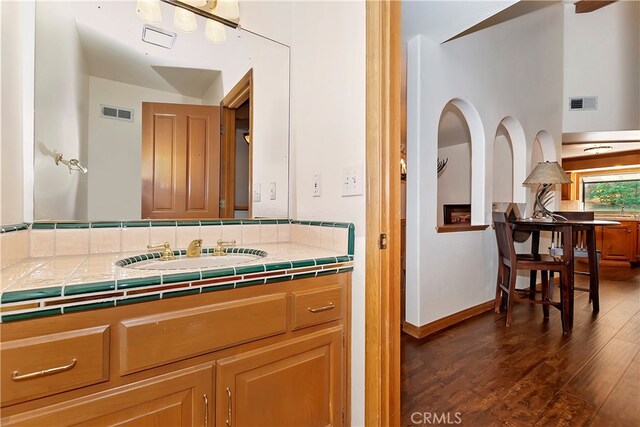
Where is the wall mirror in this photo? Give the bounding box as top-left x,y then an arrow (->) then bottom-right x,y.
33,0 -> 290,221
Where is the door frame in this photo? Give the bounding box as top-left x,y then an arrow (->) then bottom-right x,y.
365,1 -> 401,426
220,69 -> 253,218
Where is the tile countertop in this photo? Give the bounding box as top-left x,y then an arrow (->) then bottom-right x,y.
0,242 -> 353,323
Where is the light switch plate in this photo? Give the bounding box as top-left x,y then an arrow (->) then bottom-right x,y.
313,174 -> 321,197
253,184 -> 261,202
269,182 -> 276,200
342,164 -> 363,196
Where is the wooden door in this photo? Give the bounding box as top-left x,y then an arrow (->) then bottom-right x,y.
142,102 -> 220,219
602,222 -> 634,261
1,364 -> 213,426
216,327 -> 344,427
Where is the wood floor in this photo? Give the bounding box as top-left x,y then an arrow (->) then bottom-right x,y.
401,265 -> 640,426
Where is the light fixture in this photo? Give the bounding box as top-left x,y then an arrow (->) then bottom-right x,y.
136,0 -> 162,22
205,19 -> 226,43
137,0 -> 240,44
174,7 -> 197,32
213,0 -> 240,20
583,145 -> 613,155
523,161 -> 572,221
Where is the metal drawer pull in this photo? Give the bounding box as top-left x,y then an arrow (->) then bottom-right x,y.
308,303 -> 335,313
12,358 -> 77,381
226,387 -> 232,426
203,394 -> 209,427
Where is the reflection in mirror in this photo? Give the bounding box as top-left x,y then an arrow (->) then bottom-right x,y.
33,0 -> 289,221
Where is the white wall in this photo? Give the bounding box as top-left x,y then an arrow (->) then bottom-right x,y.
0,1 -> 34,225
493,129 -> 514,203
405,3 -> 564,327
33,1 -> 89,221
563,0 -> 640,132
87,77 -> 202,220
289,1 -> 365,424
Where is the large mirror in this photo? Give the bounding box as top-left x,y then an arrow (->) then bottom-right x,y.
33,0 -> 289,221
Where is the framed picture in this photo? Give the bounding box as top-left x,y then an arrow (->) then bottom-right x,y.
444,204 -> 471,225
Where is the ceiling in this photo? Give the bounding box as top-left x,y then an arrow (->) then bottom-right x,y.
67,1 -> 246,97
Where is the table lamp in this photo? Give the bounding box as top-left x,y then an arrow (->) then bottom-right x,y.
523,161 -> 572,221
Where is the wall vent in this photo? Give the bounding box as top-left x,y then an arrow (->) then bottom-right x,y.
569,96 -> 597,111
101,105 -> 134,122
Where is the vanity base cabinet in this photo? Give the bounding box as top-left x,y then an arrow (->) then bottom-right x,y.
216,326 -> 344,427
0,273 -> 351,427
1,364 -> 213,427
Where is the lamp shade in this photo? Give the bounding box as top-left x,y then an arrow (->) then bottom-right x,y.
174,8 -> 197,32
136,0 -> 162,22
205,19 -> 226,43
523,161 -> 572,185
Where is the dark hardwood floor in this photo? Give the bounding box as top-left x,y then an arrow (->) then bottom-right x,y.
401,265 -> 640,426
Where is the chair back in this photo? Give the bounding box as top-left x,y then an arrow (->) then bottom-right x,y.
552,211 -> 594,250
493,211 -> 516,264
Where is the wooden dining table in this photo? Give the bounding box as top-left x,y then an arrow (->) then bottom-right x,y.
511,218 -> 620,335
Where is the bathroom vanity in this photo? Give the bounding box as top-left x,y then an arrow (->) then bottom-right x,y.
0,220 -> 354,426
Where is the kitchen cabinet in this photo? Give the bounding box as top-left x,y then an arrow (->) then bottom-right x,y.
0,273 -> 351,426
600,222 -> 636,262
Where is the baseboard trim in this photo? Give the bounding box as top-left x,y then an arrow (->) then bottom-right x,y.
402,300 -> 495,339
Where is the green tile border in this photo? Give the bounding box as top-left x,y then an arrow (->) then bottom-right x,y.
201,268 -> 236,279
0,223 -> 30,233
123,221 -> 151,228
117,276 -> 162,290
163,272 -> 201,284
65,281 -> 116,296
31,222 -> 56,230
56,222 -> 91,229
235,264 -> 265,275
291,259 -> 316,268
163,288 -> 200,298
265,262 -> 293,271
91,222 -> 123,229
64,301 -> 115,313
236,279 -> 265,288
116,294 -> 160,306
2,287 -> 63,304
2,308 -> 62,322
265,275 -> 292,284
201,283 -> 235,293
150,221 -> 177,227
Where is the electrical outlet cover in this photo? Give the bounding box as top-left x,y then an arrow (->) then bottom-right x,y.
253,183 -> 261,202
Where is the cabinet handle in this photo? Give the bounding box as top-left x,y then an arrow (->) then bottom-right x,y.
308,303 -> 335,313
226,387 -> 232,427
12,358 -> 77,381
203,394 -> 209,427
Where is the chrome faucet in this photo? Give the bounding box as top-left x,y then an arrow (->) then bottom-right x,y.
186,239 -> 203,258
213,239 -> 236,256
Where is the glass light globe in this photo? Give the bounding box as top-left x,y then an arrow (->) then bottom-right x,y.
174,8 -> 197,32
205,19 -> 226,43
213,0 -> 239,20
136,0 -> 162,23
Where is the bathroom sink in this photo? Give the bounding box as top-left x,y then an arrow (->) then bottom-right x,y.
126,254 -> 262,271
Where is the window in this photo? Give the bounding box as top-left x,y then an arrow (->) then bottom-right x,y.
582,173 -> 640,211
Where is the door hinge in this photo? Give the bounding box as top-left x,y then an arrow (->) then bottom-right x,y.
220,124 -> 224,135
342,407 -> 345,425
219,199 -> 226,209
378,233 -> 388,249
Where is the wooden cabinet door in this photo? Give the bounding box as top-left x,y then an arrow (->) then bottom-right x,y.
142,102 -> 220,219
1,364 -> 213,427
216,327 -> 344,427
602,223 -> 634,261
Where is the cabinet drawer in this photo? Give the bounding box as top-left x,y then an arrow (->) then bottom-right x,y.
119,293 -> 287,375
1,326 -> 110,406
291,285 -> 343,330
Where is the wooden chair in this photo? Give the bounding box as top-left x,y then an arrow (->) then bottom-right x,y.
493,212 -> 565,327
548,210 -> 600,308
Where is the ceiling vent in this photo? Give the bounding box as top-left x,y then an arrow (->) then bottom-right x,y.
142,25 -> 176,49
569,96 -> 598,111
101,105 -> 134,122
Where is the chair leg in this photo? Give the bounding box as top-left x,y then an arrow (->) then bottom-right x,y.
506,265 -> 517,327
494,262 -> 503,314
541,271 -> 549,319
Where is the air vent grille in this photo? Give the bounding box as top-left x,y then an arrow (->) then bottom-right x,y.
101,105 -> 134,122
569,96 -> 597,111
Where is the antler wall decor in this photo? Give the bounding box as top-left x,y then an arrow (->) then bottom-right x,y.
437,157 -> 448,175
